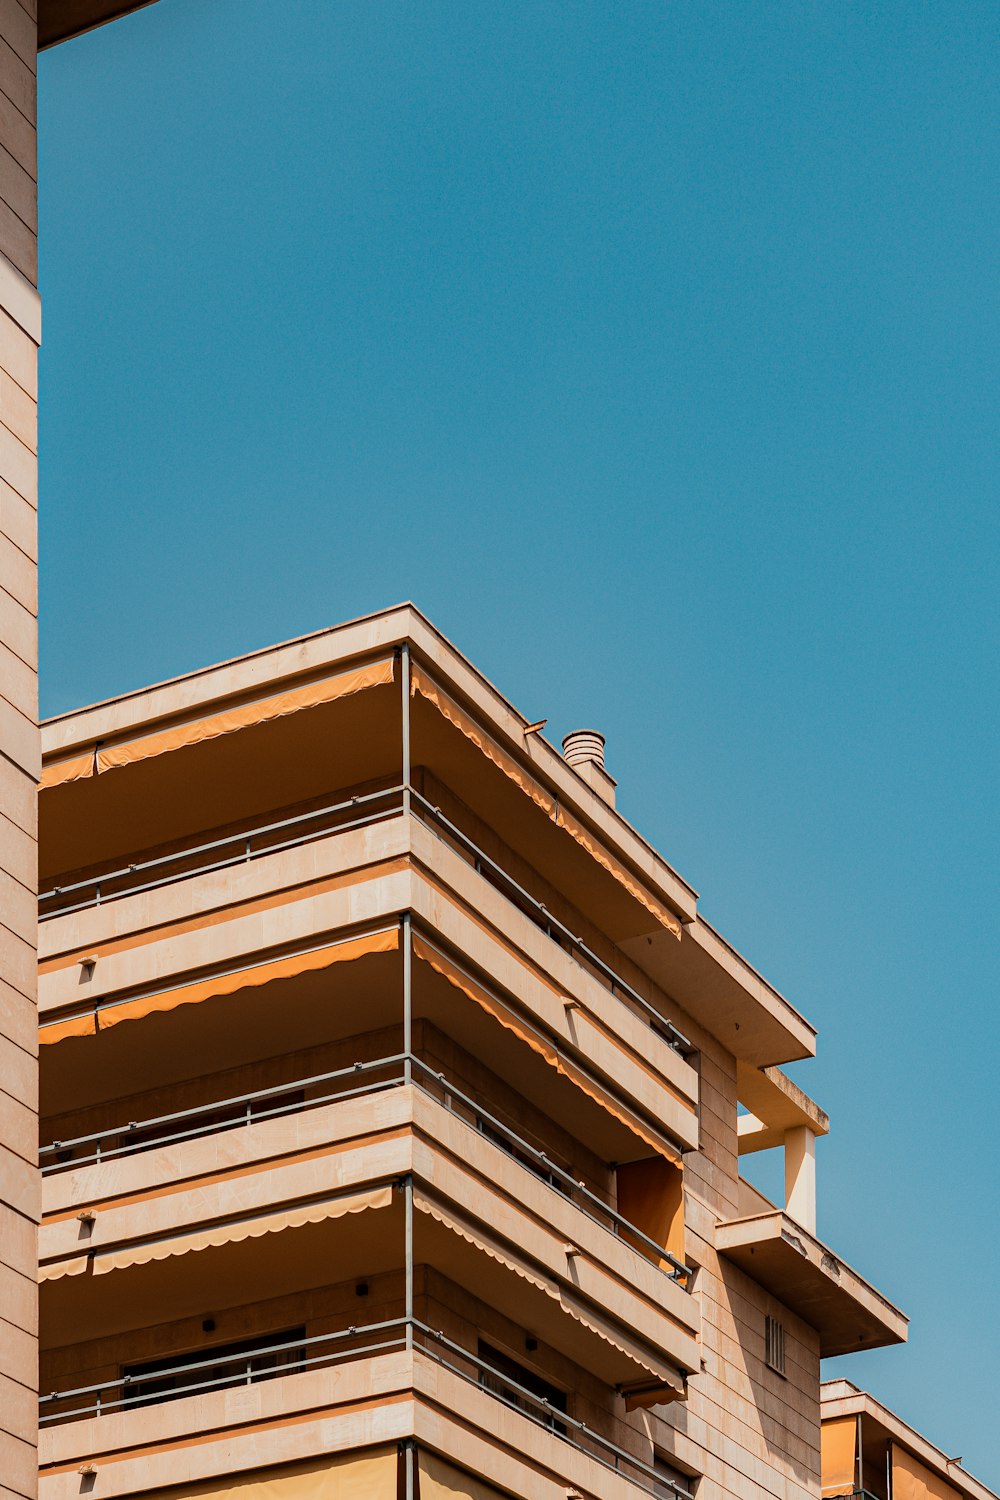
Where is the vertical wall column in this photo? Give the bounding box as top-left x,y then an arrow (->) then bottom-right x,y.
784,1125 -> 817,1234
0,9 -> 39,1500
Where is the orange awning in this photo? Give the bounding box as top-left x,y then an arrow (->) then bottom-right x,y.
40,925 -> 400,1045
39,749 -> 95,791
412,933 -> 679,1162
411,666 -> 555,816
411,663 -> 681,937
891,1445 -> 962,1500
413,1191 -> 673,1382
40,656 -> 395,789
414,1191 -> 551,1295
821,1416 -> 860,1497
418,1451 -> 518,1500
621,1371 -> 688,1410
90,1184 -> 394,1277
38,1254 -> 91,1284
555,805 -> 681,937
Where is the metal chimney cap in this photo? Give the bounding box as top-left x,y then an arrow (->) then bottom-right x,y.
561,729 -> 606,770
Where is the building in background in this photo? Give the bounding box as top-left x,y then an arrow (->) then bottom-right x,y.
34,603 -> 908,1500
821,1384 -> 997,1500
0,6 -> 160,1499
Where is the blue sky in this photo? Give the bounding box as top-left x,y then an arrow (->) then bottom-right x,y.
38,0 -> 998,1479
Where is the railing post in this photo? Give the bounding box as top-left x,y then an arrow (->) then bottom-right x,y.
402,913 -> 412,1087
405,1174 -> 414,1354
401,642 -> 412,818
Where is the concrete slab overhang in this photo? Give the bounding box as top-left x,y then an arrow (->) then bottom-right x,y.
737,1062 -> 829,1154
715,1211 -> 908,1357
38,0 -> 158,49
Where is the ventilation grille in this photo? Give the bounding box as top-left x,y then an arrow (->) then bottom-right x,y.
765,1315 -> 786,1376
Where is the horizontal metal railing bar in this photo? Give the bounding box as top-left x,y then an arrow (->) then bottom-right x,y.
410,1320 -> 693,1500
407,931 -> 689,1166
39,808 -> 399,920
40,1337 -> 408,1425
40,1054 -> 408,1162
38,785 -> 405,914
39,1317 -> 693,1499
40,1079 -> 405,1169
408,1056 -> 691,1282
39,1320 -> 407,1410
38,1051 -> 690,1284
409,790 -> 692,1056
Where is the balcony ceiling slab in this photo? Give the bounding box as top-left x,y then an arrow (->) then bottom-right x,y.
39,1 -> 158,49
715,1210 -> 908,1358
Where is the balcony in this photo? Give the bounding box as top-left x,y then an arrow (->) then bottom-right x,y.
40,611 -> 816,1077
38,815 -> 700,1166
715,1207 -> 907,1357
39,779 -> 693,1049
39,1324 -> 693,1500
39,1059 -> 699,1389
41,1053 -> 691,1283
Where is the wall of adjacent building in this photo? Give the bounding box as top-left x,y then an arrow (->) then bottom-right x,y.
0,3 -> 39,1498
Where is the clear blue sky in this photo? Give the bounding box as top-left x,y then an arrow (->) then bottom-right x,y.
38,0 -> 998,1480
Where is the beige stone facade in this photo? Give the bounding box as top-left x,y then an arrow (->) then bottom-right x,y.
32,604 -> 908,1500
0,6 -> 38,1495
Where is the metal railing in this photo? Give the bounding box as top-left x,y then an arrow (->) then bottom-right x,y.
39,1318 -> 693,1500
411,1058 -> 691,1283
39,1054 -> 406,1170
39,1318 -> 407,1425
411,1321 -> 694,1500
410,790 -> 691,1055
37,785 -> 404,918
39,1051 -> 692,1285
38,781 -> 690,1054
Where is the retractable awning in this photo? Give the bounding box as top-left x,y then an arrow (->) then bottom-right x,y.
41,657 -> 396,789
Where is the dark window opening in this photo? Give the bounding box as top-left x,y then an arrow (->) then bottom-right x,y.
654,1451 -> 698,1500
477,1339 -> 567,1434
122,1327 -> 305,1408
475,1116 -> 571,1196
119,1089 -> 306,1156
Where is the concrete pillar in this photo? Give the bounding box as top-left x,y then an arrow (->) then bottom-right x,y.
784,1126 -> 816,1234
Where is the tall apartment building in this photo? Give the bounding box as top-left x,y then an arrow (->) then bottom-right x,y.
32,603 -> 911,1500
1,7 -> 160,1499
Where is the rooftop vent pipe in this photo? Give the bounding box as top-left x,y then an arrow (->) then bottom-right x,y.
561,729 -> 617,807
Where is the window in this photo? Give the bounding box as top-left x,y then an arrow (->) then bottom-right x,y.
653,1453 -> 697,1500
120,1088 -> 305,1155
122,1327 -> 305,1408
475,1115 -> 571,1195
764,1315 -> 785,1376
477,1340 -> 567,1434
